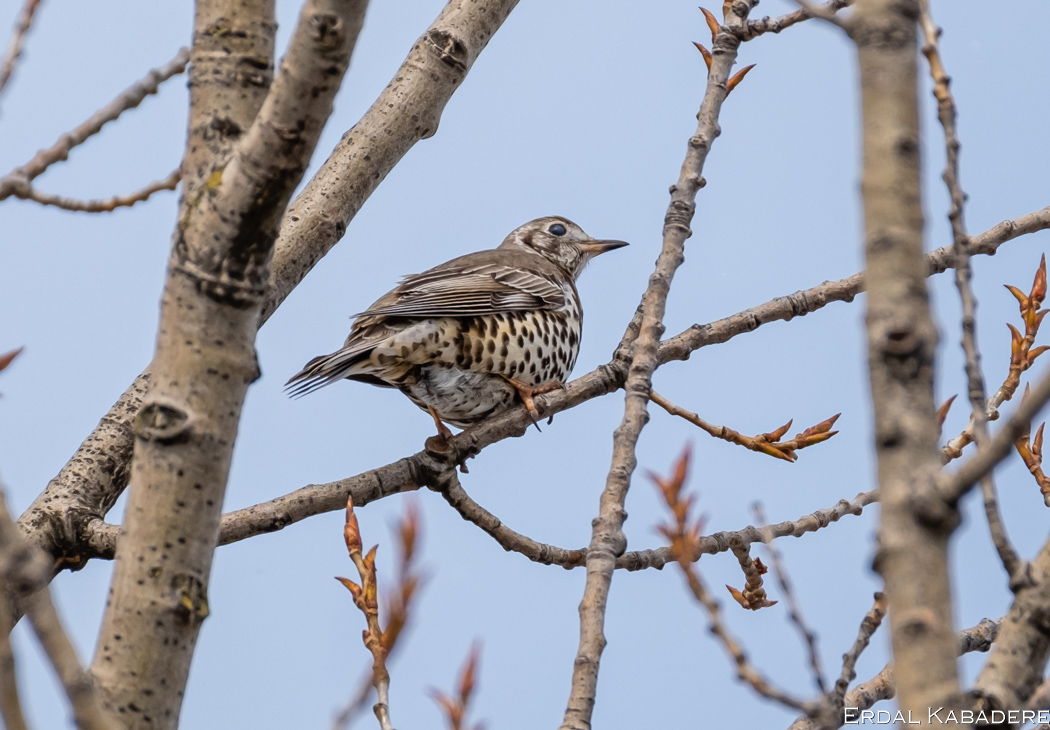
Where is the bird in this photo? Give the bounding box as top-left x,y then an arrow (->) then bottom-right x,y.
286,216 -> 628,446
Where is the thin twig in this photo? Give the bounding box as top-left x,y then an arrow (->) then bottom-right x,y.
653,450 -> 816,715
12,169 -> 180,213
919,0 -> 1022,582
0,46 -> 189,200
0,0 -> 43,106
753,503 -> 826,694
788,618 -> 999,730
745,0 -> 851,38
833,592 -> 886,707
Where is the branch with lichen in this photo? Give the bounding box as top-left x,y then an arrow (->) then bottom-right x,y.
651,390 -> 839,463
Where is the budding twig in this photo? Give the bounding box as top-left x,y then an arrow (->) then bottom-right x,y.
1014,385 -> 1050,506
652,448 -> 816,713
651,390 -> 838,462
726,541 -> 777,611
334,498 -> 423,730
943,256 -> 1049,463
431,642 -> 483,730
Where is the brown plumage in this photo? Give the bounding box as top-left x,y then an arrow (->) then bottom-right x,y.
286,216 -> 627,435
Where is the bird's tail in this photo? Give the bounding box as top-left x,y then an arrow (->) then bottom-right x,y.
285,348 -> 367,398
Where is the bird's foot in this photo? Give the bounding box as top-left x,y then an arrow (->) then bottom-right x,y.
425,405 -> 456,451
501,377 -> 565,430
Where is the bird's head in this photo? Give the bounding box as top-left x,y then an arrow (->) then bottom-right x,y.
498,216 -> 628,279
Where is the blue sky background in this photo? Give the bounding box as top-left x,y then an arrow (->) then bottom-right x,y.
2,1 -> 1049,728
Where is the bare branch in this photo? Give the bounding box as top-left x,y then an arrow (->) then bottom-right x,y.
971,530 -> 1050,713
0,47 -> 189,200
919,0 -> 1022,583
0,0 -> 43,106
11,169 -> 180,213
560,5 -> 757,724
753,504 -> 826,694
852,0 -> 962,715
788,618 -> 999,730
834,593 -> 887,705
658,205 -> 1050,365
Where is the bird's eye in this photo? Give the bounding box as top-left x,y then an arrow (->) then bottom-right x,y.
549,223 -> 567,236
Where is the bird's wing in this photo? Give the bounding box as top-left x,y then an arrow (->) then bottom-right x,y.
356,264 -> 566,318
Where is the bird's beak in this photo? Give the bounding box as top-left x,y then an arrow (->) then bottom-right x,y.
579,239 -> 629,256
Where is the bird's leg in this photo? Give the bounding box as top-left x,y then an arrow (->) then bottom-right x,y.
501,376 -> 565,428
424,405 -> 455,454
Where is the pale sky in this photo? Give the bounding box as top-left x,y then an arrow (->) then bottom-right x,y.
2,1 -> 1049,728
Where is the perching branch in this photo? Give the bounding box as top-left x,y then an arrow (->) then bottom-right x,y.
34,197 -> 1046,587
16,0 -> 526,598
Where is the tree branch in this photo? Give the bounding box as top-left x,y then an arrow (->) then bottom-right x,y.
971,530 -> 1050,712
19,199 -> 1042,598
560,7 -> 756,726
851,0 -> 962,715
0,0 -> 43,107
918,0 -> 1022,584
16,0 -> 525,599
88,0 -> 367,724
0,487 -> 115,730
10,169 -> 180,212
788,618 -> 1000,730
0,47 -> 189,201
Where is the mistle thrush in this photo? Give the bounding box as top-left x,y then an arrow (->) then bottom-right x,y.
286,216 -> 628,442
